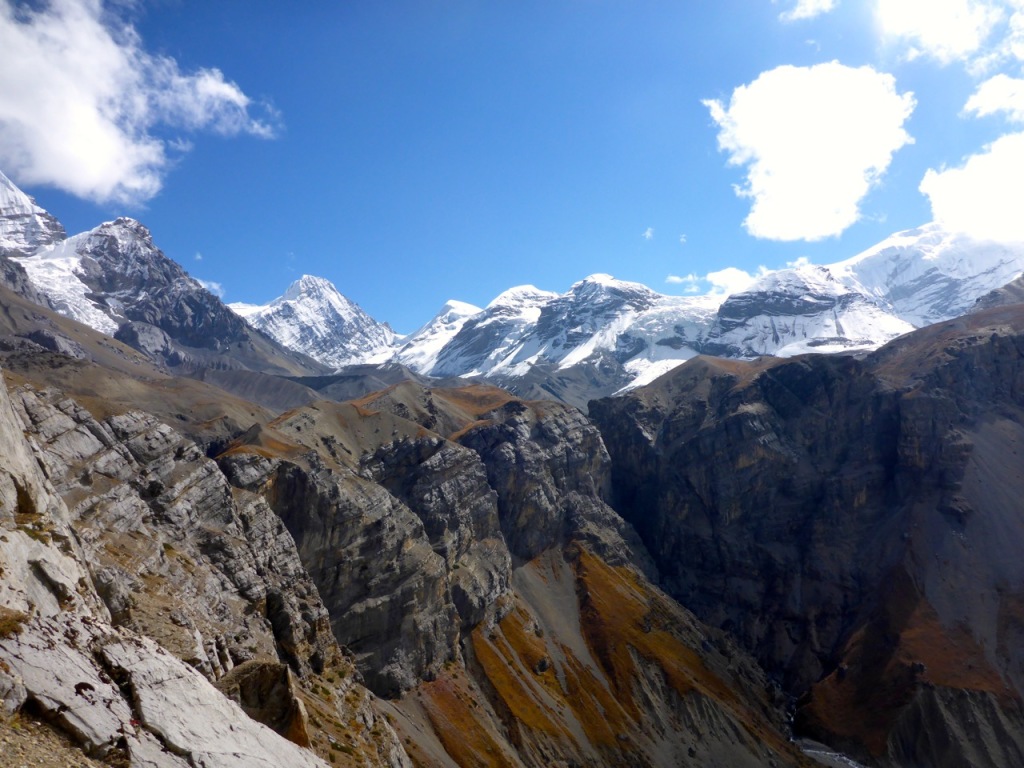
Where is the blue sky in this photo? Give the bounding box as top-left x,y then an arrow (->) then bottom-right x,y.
2,1 -> 1023,333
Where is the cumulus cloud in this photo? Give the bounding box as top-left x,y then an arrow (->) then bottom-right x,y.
964,73 -> 1024,121
704,62 -> 915,241
779,0 -> 838,22
666,266 -> 768,297
0,0 -> 278,205
876,0 -> 1007,65
642,227 -> 654,240
920,130 -> 1024,241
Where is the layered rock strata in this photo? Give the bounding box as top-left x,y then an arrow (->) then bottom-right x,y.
590,304 -> 1024,765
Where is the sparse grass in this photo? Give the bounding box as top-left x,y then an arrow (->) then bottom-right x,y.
0,606 -> 29,638
419,676 -> 509,768
471,627 -> 567,739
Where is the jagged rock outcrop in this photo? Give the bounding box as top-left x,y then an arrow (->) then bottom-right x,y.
453,396 -> 656,577
361,436 -> 512,630
0,368 -> 410,766
11,385 -> 337,678
1,614 -> 329,767
214,382 -> 814,766
215,660 -> 313,747
590,304 -> 1024,766
221,450 -> 464,697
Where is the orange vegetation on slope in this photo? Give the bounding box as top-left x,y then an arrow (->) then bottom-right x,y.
459,547 -> 804,766
799,568 -> 1014,757
416,672 -> 516,768
218,419 -> 307,462
429,385 -> 519,419
571,547 -> 799,757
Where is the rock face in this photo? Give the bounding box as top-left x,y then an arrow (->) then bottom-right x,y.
223,450 -> 465,697
10,384 -> 337,679
0,615 -> 329,768
590,303 -> 1024,766
214,382 -> 810,766
0,368 -> 409,766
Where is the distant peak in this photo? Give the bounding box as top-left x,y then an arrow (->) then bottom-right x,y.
569,272 -> 658,299
282,274 -> 341,301
486,284 -> 558,309
439,299 -> 483,317
99,217 -> 150,235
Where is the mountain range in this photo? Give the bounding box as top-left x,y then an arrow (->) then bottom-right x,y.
3,165 -> 1024,768
229,224 -> 1024,407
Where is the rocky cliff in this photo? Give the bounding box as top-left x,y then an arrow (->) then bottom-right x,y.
215,382 -> 811,766
0,367 -> 409,766
590,303 -> 1024,766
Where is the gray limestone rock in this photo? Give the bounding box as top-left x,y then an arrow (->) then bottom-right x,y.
457,398 -> 657,579
361,436 -> 513,628
10,384 -> 339,680
223,451 -> 461,696
0,614 -> 330,767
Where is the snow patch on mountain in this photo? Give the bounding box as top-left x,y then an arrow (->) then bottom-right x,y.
229,275 -> 398,369
392,299 -> 482,372
705,263 -> 916,358
0,169 -> 65,254
829,223 -> 1024,327
429,285 -> 559,377
12,234 -> 120,335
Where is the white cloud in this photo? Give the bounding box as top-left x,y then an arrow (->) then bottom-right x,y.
196,278 -> 225,298
704,61 -> 915,241
666,266 -> 768,297
876,0 -> 1006,65
666,273 -> 702,294
194,252 -> 204,261
779,0 -> 838,22
665,273 -> 696,284
678,234 -> 687,245
0,0 -> 278,205
964,73 -> 1024,121
705,266 -> 765,296
642,227 -> 654,240
920,130 -> 1024,241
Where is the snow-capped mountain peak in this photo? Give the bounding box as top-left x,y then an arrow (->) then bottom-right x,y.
828,222 -> 1024,326
391,299 -> 482,373
0,169 -> 66,254
705,261 -> 915,359
485,284 -> 559,311
11,217 -> 204,336
229,275 -> 397,369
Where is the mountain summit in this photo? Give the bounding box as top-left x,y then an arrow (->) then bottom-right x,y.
230,274 -> 397,369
